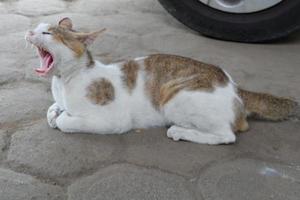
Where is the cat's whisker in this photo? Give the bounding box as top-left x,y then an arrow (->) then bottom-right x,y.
24,41 -> 28,49
24,36 -> 28,49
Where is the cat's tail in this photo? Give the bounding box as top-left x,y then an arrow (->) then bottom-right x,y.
238,88 -> 299,121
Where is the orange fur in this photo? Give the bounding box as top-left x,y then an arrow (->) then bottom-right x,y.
232,98 -> 249,133
144,54 -> 229,108
49,26 -> 86,57
121,60 -> 140,93
86,78 -> 115,105
238,89 -> 297,121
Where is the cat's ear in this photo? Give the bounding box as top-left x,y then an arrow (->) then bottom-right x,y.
59,17 -> 73,30
74,28 -> 106,46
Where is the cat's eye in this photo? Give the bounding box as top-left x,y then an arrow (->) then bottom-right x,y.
42,32 -> 52,35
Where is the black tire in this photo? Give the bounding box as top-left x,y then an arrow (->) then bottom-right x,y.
158,0 -> 300,43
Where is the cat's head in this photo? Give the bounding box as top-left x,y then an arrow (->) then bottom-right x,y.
25,18 -> 106,76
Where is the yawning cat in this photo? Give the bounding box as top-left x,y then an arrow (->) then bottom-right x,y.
25,18 -> 297,145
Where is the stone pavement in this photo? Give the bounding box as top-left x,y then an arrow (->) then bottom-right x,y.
0,0 -> 300,199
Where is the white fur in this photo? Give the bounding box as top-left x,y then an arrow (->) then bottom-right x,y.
27,23 -> 240,145
164,83 -> 238,144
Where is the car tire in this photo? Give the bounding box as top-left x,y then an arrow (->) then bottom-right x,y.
158,0 -> 300,43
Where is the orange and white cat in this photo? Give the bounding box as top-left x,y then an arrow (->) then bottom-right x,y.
25,18 -> 297,145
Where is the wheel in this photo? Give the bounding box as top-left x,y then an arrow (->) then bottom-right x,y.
158,0 -> 300,42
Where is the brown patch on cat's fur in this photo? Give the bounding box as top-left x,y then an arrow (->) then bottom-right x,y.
86,50 -> 95,67
121,60 -> 139,93
232,98 -> 249,133
238,88 -> 297,121
49,26 -> 85,57
144,54 -> 229,108
86,78 -> 115,105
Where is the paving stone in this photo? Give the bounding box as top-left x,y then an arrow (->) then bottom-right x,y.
36,13 -> 97,30
97,34 -> 150,63
0,32 -> 31,55
141,31 -> 208,55
0,14 -> 31,35
0,68 -> 24,85
16,0 -> 66,16
70,0 -> 163,15
197,158 -> 300,200
0,133 -> 5,151
0,82 -> 51,124
68,163 -> 195,200
0,53 -> 24,85
0,3 -> 8,14
237,121 -> 300,166
0,131 -> 6,161
7,121 -> 121,178
98,13 -> 183,37
40,11 -> 181,36
91,33 -> 128,64
121,128 -> 235,177
219,44 -> 300,102
0,168 -> 65,200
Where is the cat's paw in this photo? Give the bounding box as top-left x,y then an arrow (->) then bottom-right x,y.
167,127 -> 181,141
47,104 -> 62,129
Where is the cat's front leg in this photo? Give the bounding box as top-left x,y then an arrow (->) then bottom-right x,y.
48,76 -> 65,129
55,112 -> 129,134
51,76 -> 65,110
47,103 -> 63,128
55,112 -> 84,133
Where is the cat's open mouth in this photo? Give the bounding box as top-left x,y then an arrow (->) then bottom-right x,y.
35,47 -> 54,76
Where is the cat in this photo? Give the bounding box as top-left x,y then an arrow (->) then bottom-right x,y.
25,18 -> 297,145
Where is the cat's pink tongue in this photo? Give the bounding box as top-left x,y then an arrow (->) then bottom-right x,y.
35,54 -> 52,75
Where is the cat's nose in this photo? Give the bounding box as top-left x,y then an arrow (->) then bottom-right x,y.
25,31 -> 34,42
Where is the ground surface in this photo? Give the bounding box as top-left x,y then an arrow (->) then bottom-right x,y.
0,0 -> 299,200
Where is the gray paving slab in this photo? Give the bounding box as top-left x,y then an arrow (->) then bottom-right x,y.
0,2 -> 6,14
237,121 -> 300,166
0,168 -> 66,200
69,0 -> 163,15
0,131 -> 7,161
7,121 -> 121,178
120,128 -> 236,177
0,32 -> 32,55
197,158 -> 300,200
16,0 -> 66,16
68,163 -> 196,200
0,14 -> 30,35
0,53 -> 24,85
0,82 -> 51,124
